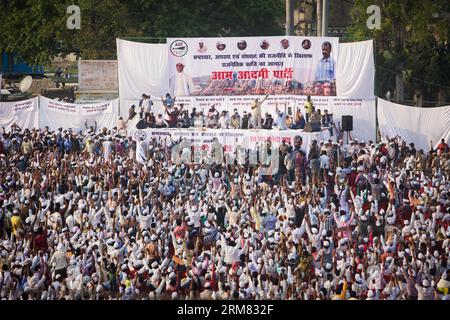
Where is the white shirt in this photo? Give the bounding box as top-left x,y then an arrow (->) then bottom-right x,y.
50,251 -> 68,270
140,215 -> 152,230
142,98 -> 151,113
66,214 -> 75,229
292,222 -> 306,244
103,141 -> 113,159
252,100 -> 262,115
175,74 -> 186,96
219,115 -> 229,128
136,140 -> 148,164
275,112 -> 287,130
188,208 -> 202,228
405,155 -> 416,170
170,72 -> 194,96
320,154 -> 331,169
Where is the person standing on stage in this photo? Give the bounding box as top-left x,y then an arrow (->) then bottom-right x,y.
251,94 -> 268,129
304,95 -> 313,123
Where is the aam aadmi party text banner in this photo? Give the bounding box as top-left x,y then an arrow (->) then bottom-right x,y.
167,36 -> 339,97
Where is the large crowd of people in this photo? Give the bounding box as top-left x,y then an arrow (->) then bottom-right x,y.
0,110 -> 449,300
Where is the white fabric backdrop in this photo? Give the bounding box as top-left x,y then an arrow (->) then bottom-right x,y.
39,96 -> 119,131
117,39 -> 169,116
336,40 -> 375,99
377,98 -> 450,151
326,98 -> 376,142
117,38 -> 375,114
0,97 -> 39,130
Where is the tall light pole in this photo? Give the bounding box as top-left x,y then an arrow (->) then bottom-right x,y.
322,0 -> 329,36
316,0 -> 322,37
285,0 -> 295,36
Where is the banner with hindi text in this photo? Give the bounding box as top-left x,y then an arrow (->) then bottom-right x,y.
0,97 -> 39,130
167,36 -> 339,97
39,96 -> 118,131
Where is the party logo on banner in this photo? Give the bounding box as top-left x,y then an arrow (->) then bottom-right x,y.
170,40 -> 188,57
134,130 -> 148,141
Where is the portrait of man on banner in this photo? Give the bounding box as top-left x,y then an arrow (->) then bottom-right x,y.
280,39 -> 290,50
197,41 -> 207,53
237,40 -> 247,50
260,40 -> 270,50
315,41 -> 336,83
216,41 -> 226,51
169,61 -> 195,97
302,39 -> 311,50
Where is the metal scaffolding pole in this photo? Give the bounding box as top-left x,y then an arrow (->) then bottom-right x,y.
285,0 -> 295,36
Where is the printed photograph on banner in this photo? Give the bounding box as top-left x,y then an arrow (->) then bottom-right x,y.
167,36 -> 338,97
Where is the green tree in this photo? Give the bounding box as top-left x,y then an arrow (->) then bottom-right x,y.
1,0 -> 285,65
0,0 -> 140,65
347,0 -> 450,105
59,0 -> 141,60
126,0 -> 284,38
0,0 -> 65,65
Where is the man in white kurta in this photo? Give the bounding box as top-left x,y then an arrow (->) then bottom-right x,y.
169,62 -> 194,96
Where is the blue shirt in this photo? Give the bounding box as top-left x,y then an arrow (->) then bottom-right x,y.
298,116 -> 306,129
57,137 -> 64,151
315,57 -> 335,82
263,215 -> 277,231
164,97 -> 174,107
64,139 -> 72,151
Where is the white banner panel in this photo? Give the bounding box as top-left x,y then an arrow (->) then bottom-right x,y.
78,101 -> 113,116
336,40 -> 375,99
129,128 -> 330,158
117,39 -> 169,116
117,37 -> 375,117
45,99 -> 77,114
290,96 -> 376,142
377,98 -> 450,151
167,36 -> 338,97
124,95 -> 376,142
12,98 -> 38,113
0,97 -> 39,130
39,96 -> 119,131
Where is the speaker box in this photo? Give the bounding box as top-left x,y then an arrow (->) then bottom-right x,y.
341,115 -> 353,132
303,121 -> 321,132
